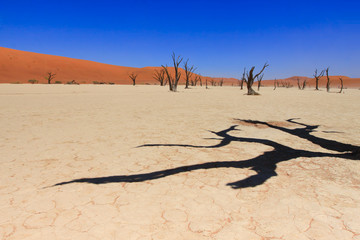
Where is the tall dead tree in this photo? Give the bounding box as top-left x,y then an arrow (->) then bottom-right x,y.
129,73 -> 138,86
161,53 -> 183,92
153,69 -> 165,86
339,77 -> 344,93
313,69 -> 325,90
184,59 -> 196,89
240,68 -> 245,90
244,63 -> 269,95
257,74 -> 264,91
46,72 -> 56,84
325,67 -> 331,92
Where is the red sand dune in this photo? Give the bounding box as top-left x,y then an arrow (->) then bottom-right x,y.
1,47 -> 359,88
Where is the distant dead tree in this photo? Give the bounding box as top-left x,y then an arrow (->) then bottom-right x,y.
153,69 -> 165,86
206,79 -> 208,89
339,77 -> 344,93
273,78 -> 277,90
244,63 -> 269,95
129,73 -> 138,86
219,78 -> 224,87
297,78 -> 307,90
240,68 -> 245,90
257,74 -> 264,91
184,59 -> 196,89
325,67 -> 331,92
210,79 -> 216,86
191,75 -> 201,86
313,69 -> 325,90
198,75 -> 202,86
162,53 -> 183,92
46,72 -> 56,84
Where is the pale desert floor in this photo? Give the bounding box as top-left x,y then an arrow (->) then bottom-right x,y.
1,84 -> 360,240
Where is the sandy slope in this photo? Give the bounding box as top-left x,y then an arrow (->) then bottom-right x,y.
1,47 -> 359,88
0,47 -> 238,85
0,84 -> 359,239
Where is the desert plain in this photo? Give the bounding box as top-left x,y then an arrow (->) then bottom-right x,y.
0,84 -> 360,240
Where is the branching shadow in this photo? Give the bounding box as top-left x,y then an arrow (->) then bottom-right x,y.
54,119 -> 359,189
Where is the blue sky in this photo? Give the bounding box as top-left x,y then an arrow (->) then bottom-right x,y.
1,0 -> 359,79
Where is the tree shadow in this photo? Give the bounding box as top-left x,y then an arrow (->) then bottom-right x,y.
53,119 -> 359,189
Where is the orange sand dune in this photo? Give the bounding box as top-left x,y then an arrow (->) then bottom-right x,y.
0,47 -> 230,85
1,47 -> 359,87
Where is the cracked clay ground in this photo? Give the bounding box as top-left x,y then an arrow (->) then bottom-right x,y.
1,85 -> 360,239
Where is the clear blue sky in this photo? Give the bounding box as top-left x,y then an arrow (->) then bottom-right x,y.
1,0 -> 359,79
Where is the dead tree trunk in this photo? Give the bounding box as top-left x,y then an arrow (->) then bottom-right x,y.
162,65 -> 173,91
184,59 -> 196,89
161,53 -> 183,92
206,79 -> 208,89
314,69 -> 325,90
273,79 -> 277,90
302,80 -> 307,90
257,74 -> 264,91
153,69 -> 165,86
339,77 -> 344,93
129,73 -> 138,86
325,67 -> 331,92
219,78 -> 224,87
46,72 -> 56,84
240,68 -> 245,90
244,63 -> 269,95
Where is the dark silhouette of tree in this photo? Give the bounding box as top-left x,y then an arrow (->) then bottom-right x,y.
339,77 -> 344,93
184,59 -> 196,89
325,67 -> 331,92
162,53 -> 183,92
257,74 -> 264,91
244,63 -> 269,95
153,69 -> 165,86
314,69 -> 325,90
129,73 -> 138,86
46,72 -> 56,84
240,68 -> 245,90
273,78 -> 277,90
219,78 -> 224,87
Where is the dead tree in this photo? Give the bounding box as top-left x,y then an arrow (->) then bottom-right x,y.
273,78 -> 277,90
297,78 -> 306,90
153,69 -> 165,86
240,68 -> 245,90
314,69 -> 325,90
257,74 -> 264,91
301,79 -> 307,90
162,65 -> 173,91
199,75 -> 202,86
162,53 -> 183,92
210,79 -> 216,86
129,73 -> 138,86
184,59 -> 196,89
339,77 -> 344,93
206,79 -> 208,89
325,67 -> 331,92
219,78 -> 224,87
244,63 -> 269,95
46,72 -> 56,84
